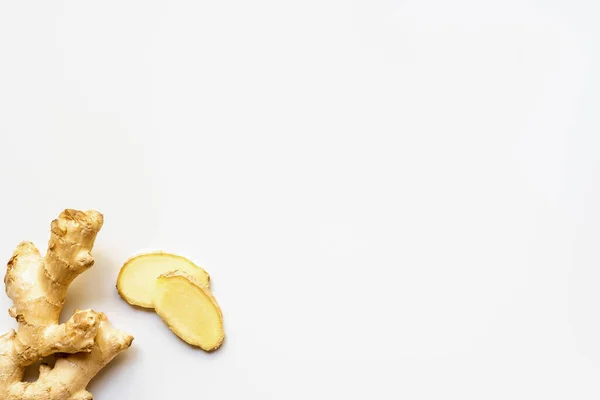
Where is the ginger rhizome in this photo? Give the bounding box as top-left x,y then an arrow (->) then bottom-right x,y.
0,209 -> 133,400
117,252 -> 224,351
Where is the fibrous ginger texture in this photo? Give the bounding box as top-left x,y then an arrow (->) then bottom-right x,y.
153,270 -> 224,351
117,252 -> 210,308
0,209 -> 133,400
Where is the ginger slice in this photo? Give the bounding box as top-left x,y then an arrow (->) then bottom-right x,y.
117,252 -> 210,308
153,270 -> 224,351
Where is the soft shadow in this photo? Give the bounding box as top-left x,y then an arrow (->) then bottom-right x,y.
22,355 -> 56,382
22,361 -> 41,383
86,344 -> 140,393
127,303 -> 157,314
60,252 -> 114,323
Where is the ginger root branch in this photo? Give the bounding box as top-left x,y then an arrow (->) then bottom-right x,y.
0,210 -> 133,400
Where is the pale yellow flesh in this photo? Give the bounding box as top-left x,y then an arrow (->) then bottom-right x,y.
153,273 -> 224,351
117,252 -> 210,308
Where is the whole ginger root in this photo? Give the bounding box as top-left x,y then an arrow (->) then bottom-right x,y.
0,209 -> 133,400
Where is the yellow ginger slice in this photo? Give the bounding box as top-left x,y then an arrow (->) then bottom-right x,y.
117,252 -> 210,308
153,270 -> 225,351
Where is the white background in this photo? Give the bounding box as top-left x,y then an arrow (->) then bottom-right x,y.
0,0 -> 599,398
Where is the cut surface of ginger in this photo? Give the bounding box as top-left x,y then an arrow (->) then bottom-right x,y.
153,271 -> 225,351
117,252 -> 210,308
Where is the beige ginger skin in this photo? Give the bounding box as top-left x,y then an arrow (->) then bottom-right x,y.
0,209 -> 133,400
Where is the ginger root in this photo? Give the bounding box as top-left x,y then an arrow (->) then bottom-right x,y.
117,252 -> 210,308
0,209 -> 133,400
154,270 -> 224,351
117,252 -> 224,351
